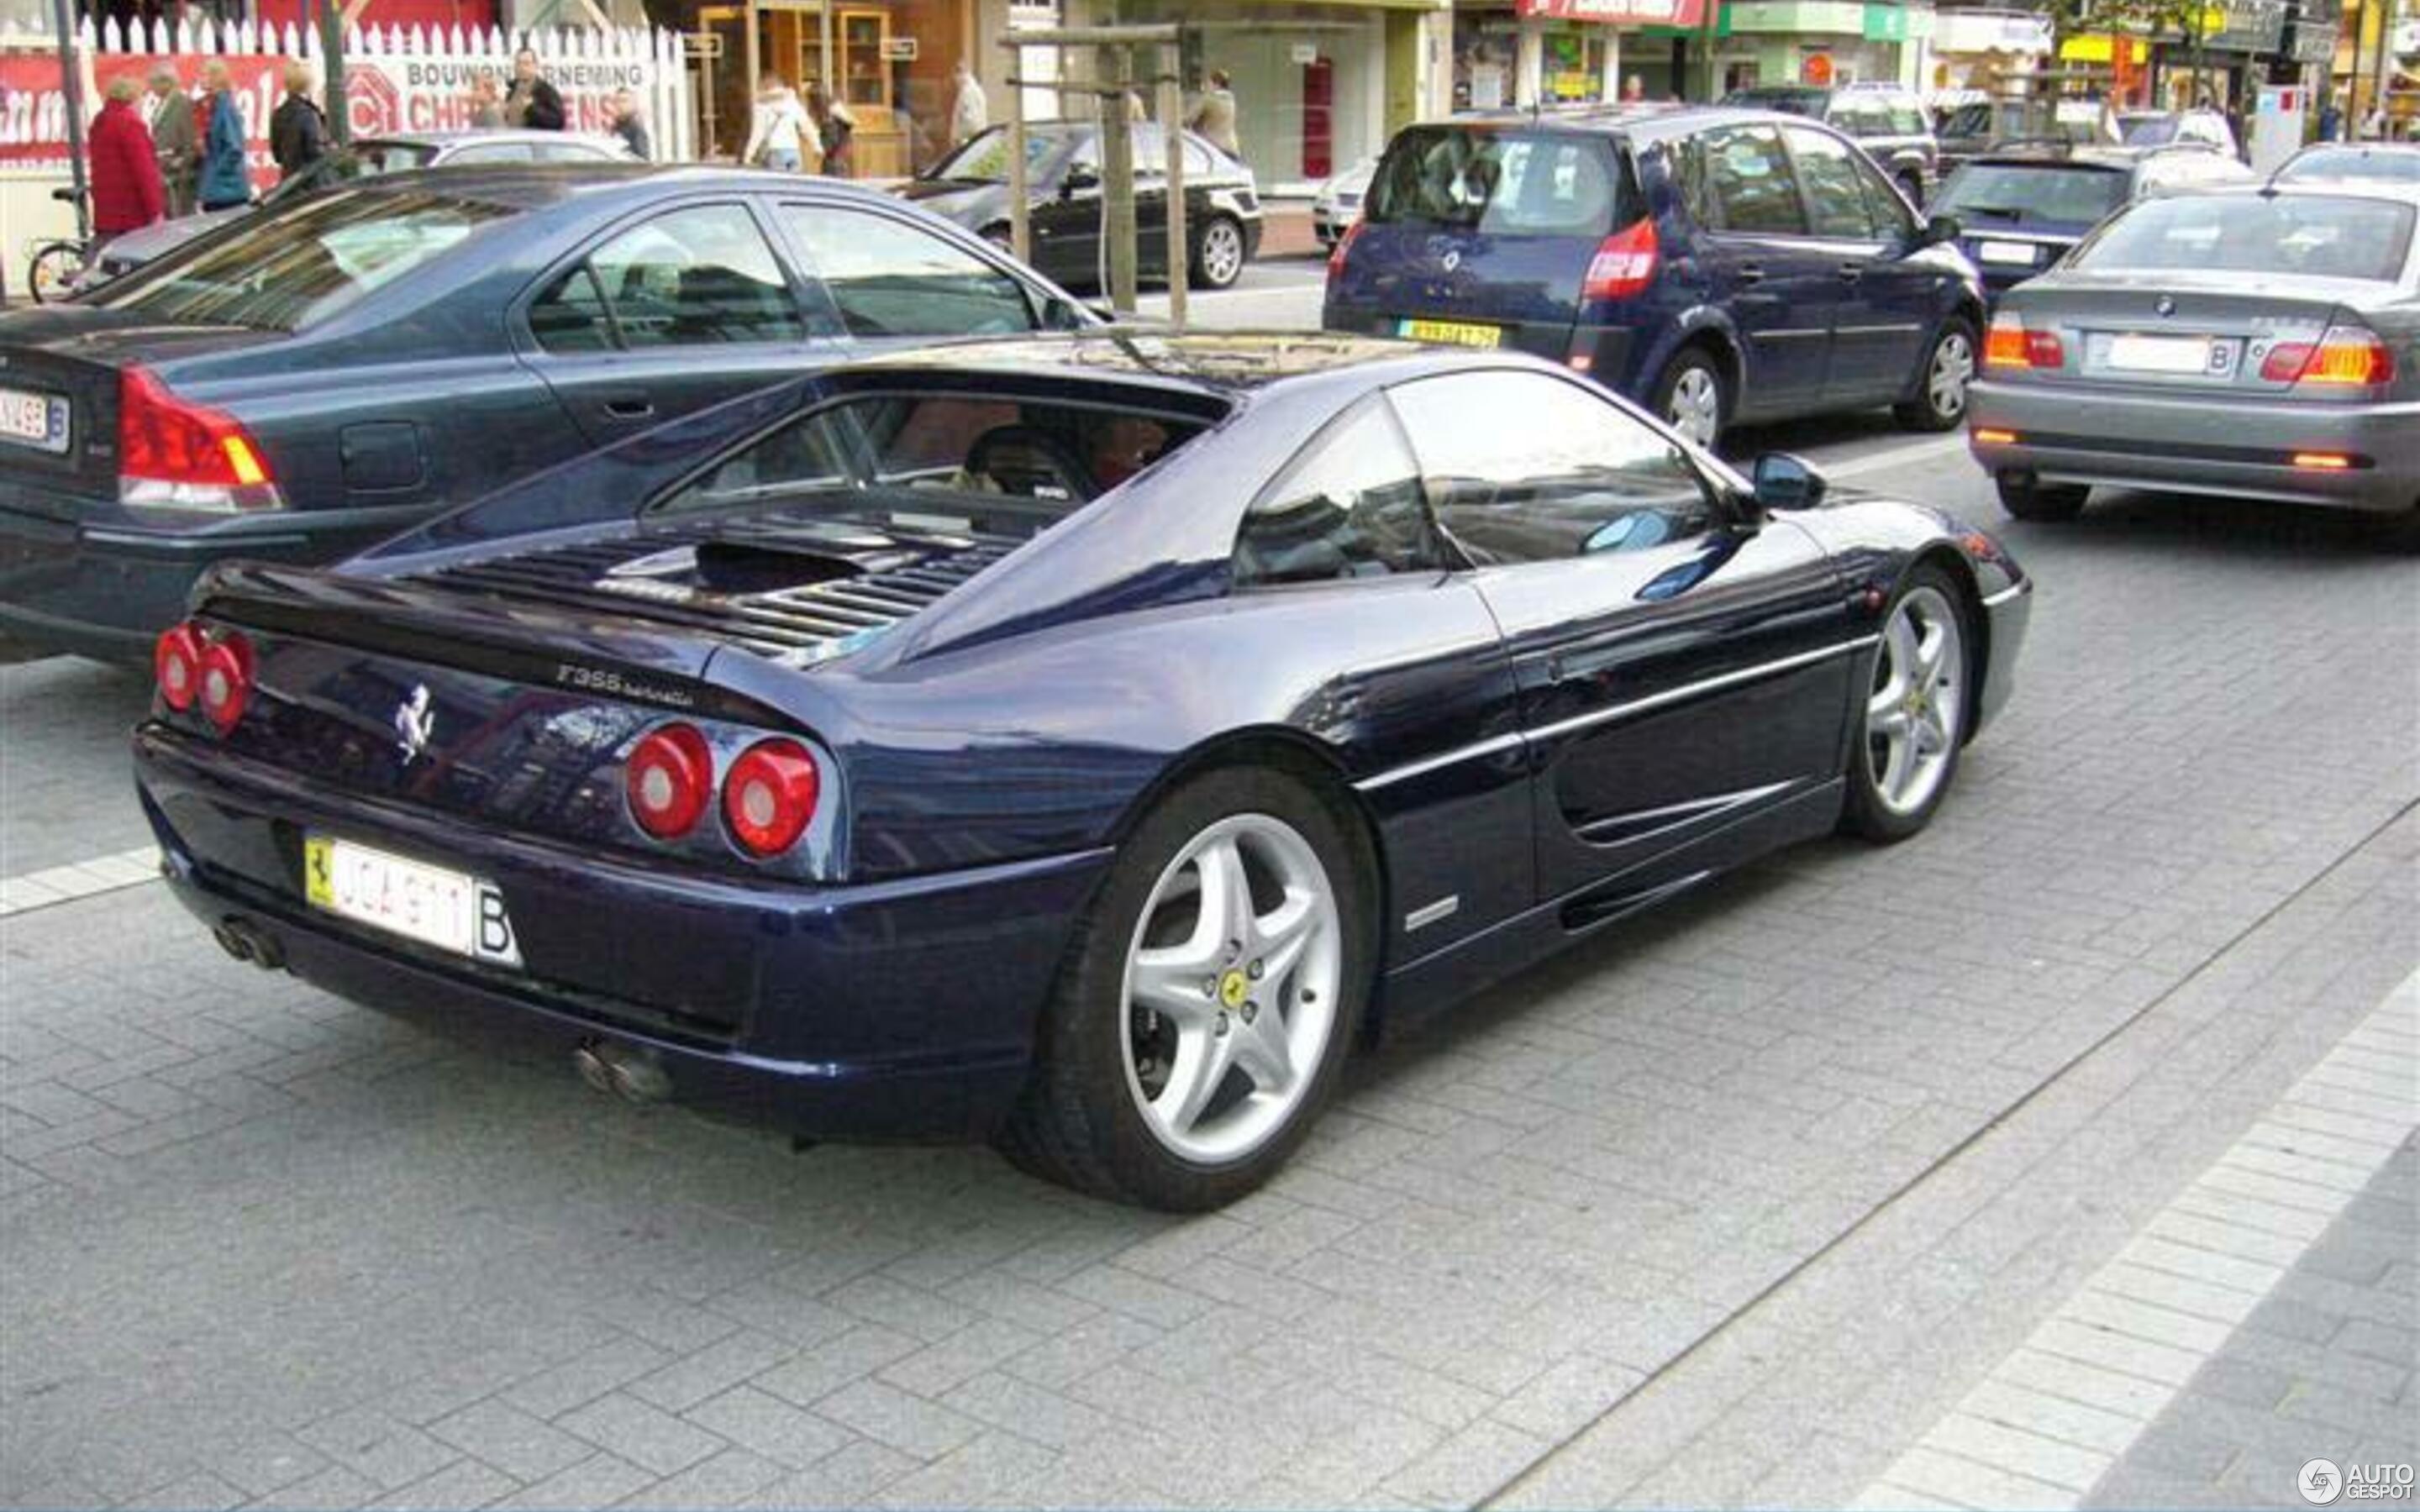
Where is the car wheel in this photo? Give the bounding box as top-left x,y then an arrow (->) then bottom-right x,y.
1191,215 -> 1247,291
1995,471 -> 2091,522
1652,347 -> 1725,449
1843,567 -> 1972,843
2374,496 -> 2420,554
1895,320 -> 1977,432
997,766 -> 1370,1210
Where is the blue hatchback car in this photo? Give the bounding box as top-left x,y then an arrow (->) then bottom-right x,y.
1323,106 -> 1986,449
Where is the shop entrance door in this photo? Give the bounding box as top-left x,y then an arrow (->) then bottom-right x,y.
692,1 -> 912,176
1301,55 -> 1333,180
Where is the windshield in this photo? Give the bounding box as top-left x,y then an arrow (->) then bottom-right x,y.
2276,147 -> 2420,184
2075,192 -> 2414,281
91,187 -> 513,329
1365,128 -> 1630,236
1937,162 -> 2129,224
923,126 -> 1068,183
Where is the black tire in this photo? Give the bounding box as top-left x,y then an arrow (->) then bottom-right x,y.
1893,318 -> 1978,432
1649,345 -> 1727,450
26,243 -> 80,304
1841,564 -> 1975,844
2371,498 -> 2420,554
1995,471 -> 2091,522
995,764 -> 1372,1210
1189,214 -> 1248,291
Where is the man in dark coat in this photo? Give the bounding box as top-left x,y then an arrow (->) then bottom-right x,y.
608,87 -> 650,159
506,49 -> 566,130
144,64 -> 197,216
88,75 -> 167,248
270,61 -> 329,181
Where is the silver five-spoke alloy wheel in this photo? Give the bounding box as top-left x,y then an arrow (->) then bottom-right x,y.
1197,219 -> 1245,288
1665,365 -> 1721,448
1865,585 -> 1965,819
1120,812 -> 1341,1164
1928,329 -> 1975,422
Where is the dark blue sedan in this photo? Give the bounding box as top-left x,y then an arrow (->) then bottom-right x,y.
133,333 -> 2031,1210
1324,107 -> 1987,449
0,165 -> 1089,662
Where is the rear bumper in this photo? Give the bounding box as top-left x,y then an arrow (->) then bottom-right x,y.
134,726 -> 1109,1141
1968,380 -> 2420,513
1321,303 -> 1642,391
0,484 -> 429,660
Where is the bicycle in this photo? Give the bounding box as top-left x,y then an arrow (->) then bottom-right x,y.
24,186 -> 92,304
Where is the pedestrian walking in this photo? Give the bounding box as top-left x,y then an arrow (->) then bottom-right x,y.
1188,68 -> 1240,160
808,81 -> 855,176
88,74 -> 166,250
2317,93 -> 2343,141
196,60 -> 250,212
744,75 -> 818,171
145,65 -> 197,217
950,58 -> 987,146
505,48 -> 566,130
608,87 -> 650,160
467,73 -> 506,129
270,61 -> 328,182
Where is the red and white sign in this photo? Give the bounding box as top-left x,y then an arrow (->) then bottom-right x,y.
1514,0 -> 1711,28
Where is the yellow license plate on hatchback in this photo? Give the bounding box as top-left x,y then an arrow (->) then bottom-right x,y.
1397,318 -> 1502,349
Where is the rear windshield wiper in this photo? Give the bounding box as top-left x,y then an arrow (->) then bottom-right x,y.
1955,204 -> 2028,222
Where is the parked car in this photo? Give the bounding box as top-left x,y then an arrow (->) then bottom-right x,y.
2116,108 -> 2240,160
76,130 -> 634,290
1723,81 -> 1939,202
1312,155 -> 1377,249
1970,182 -> 2420,544
1324,107 -> 1986,449
132,331 -> 2031,1210
0,165 -> 1091,662
2273,141 -> 2420,185
1930,141 -> 2254,301
1930,90 -> 2028,178
892,121 -> 1263,291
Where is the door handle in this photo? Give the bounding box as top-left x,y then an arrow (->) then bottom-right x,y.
1735,264 -> 1765,286
1838,262 -> 1865,281
602,396 -> 655,421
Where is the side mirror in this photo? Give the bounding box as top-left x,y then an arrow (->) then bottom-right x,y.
1060,167 -> 1100,198
1752,452 -> 1828,513
1915,212 -> 1960,249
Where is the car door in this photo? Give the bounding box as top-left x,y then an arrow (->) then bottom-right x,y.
520,199 -> 844,447
1030,130 -> 1103,286
775,201 -> 1047,345
1386,369 -> 1852,902
1784,124 -> 1931,403
1677,124 -> 1835,418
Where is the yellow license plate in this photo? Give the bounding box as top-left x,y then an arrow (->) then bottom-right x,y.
1398,318 -> 1502,349
304,833 -> 522,966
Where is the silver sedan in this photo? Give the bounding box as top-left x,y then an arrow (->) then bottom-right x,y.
1967,181 -> 2420,543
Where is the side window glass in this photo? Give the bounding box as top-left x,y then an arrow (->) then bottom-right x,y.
1670,135 -> 1716,228
1706,126 -> 1807,235
1786,127 -> 1879,239
1234,397 -> 1443,586
445,143 -> 535,164
783,205 -> 1037,339
1388,372 -> 1717,564
530,204 -> 805,353
1849,148 -> 1917,237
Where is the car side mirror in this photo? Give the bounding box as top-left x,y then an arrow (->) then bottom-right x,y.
1061,167 -> 1100,198
1752,452 -> 1828,512
1915,212 -> 1960,249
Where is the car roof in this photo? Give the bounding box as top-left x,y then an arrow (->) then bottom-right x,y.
366,129 -> 609,149
327,162 -> 897,212
1408,103 -> 1831,141
2171,180 -> 2420,205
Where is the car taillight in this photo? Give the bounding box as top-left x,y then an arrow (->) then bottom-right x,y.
1581,218 -> 1659,302
1326,219 -> 1365,280
625,723 -> 713,840
2260,327 -> 2395,388
154,622 -> 203,711
723,738 -> 819,858
1984,312 -> 2064,370
118,365 -> 283,512
196,630 -> 252,734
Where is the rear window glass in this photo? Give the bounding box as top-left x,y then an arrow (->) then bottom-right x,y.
1724,87 -> 1823,118
2075,194 -> 2414,281
2275,147 -> 2420,184
1937,163 -> 2129,225
1365,128 -> 1631,235
91,187 -> 510,330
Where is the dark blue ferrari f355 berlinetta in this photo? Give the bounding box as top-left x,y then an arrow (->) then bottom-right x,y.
133,332 -> 2031,1210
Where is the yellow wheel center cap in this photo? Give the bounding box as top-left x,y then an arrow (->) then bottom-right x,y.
1218,970 -> 1250,1011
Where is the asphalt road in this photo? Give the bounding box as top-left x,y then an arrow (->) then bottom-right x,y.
2,353 -> 2414,1510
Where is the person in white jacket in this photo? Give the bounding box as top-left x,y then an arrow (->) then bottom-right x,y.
744,76 -> 821,171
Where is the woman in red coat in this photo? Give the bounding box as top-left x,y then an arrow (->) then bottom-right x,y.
88,75 -> 167,246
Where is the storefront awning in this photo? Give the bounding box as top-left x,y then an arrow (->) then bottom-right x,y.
1516,0 -> 1710,27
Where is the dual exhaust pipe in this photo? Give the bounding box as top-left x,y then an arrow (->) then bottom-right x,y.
212,916 -> 286,971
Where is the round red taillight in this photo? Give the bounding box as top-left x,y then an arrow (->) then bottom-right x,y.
197,633 -> 251,734
625,723 -> 713,840
155,622 -> 203,711
722,738 -> 819,858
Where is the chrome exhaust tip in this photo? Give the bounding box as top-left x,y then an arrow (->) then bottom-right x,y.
571,1042 -> 615,1096
571,1040 -> 670,1105
212,921 -> 254,963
